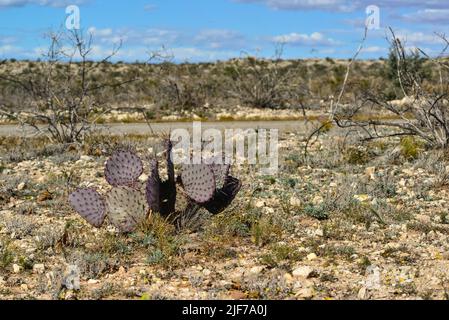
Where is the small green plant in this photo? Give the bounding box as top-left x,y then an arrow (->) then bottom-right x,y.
147,249 -> 165,265
440,212 -> 449,225
259,243 -> 304,268
251,215 -> 283,247
400,137 -> 423,160
303,204 -> 329,220
343,146 -> 371,165
0,239 -> 14,270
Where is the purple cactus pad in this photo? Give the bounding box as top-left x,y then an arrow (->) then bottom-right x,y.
69,188 -> 106,228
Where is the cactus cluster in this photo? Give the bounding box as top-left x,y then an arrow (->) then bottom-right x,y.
180,160 -> 241,215
69,140 -> 242,233
69,149 -> 149,233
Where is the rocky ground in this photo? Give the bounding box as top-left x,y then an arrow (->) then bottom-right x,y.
0,105 -> 316,125
1,125 -> 449,300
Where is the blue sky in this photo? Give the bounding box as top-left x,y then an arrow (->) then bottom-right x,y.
0,0 -> 448,62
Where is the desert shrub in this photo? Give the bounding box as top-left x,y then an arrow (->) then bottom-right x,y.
343,146 -> 372,165
0,30 -> 134,143
250,214 -> 284,246
303,204 -> 329,220
259,243 -> 304,268
0,238 -> 14,270
334,31 -> 449,150
385,45 -> 430,98
400,136 -> 424,160
226,54 -> 305,109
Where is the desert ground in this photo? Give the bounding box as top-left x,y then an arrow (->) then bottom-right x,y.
2,118 -> 449,300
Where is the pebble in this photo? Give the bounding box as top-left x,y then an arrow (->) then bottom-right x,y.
307,253 -> 318,261
13,264 -> 22,274
358,287 -> 367,300
203,269 -> 212,276
292,266 -> 313,279
80,155 -> 93,162
33,264 -> 45,274
17,182 -> 26,191
296,287 -> 315,299
249,266 -> 264,275
88,279 -> 100,285
290,197 -> 302,208
254,200 -> 265,208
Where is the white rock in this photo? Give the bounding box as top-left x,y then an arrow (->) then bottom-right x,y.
315,229 -> 324,237
296,287 -> 315,299
254,200 -> 265,208
88,279 -> 100,285
33,264 -> 45,274
292,266 -> 313,279
290,197 -> 302,208
203,269 -> 212,276
80,155 -> 93,162
17,182 -> 26,191
249,266 -> 265,275
307,253 -> 318,261
358,287 -> 367,299
13,264 -> 22,274
312,195 -> 323,205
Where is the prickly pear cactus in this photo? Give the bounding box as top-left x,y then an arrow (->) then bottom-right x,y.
145,140 -> 177,217
105,150 -> 143,187
69,188 -> 106,228
180,156 -> 242,215
69,139 -> 240,232
166,140 -> 175,184
146,159 -> 161,214
208,156 -> 230,189
181,164 -> 216,204
106,186 -> 149,233
203,176 -> 242,215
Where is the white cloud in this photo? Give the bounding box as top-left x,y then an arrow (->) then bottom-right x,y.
88,27 -> 113,38
396,31 -> 445,46
361,46 -> 387,54
234,0 -> 449,12
0,44 -> 21,55
272,32 -> 339,46
235,0 -> 355,12
194,29 -> 245,49
0,0 -> 88,8
400,9 -> 449,25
